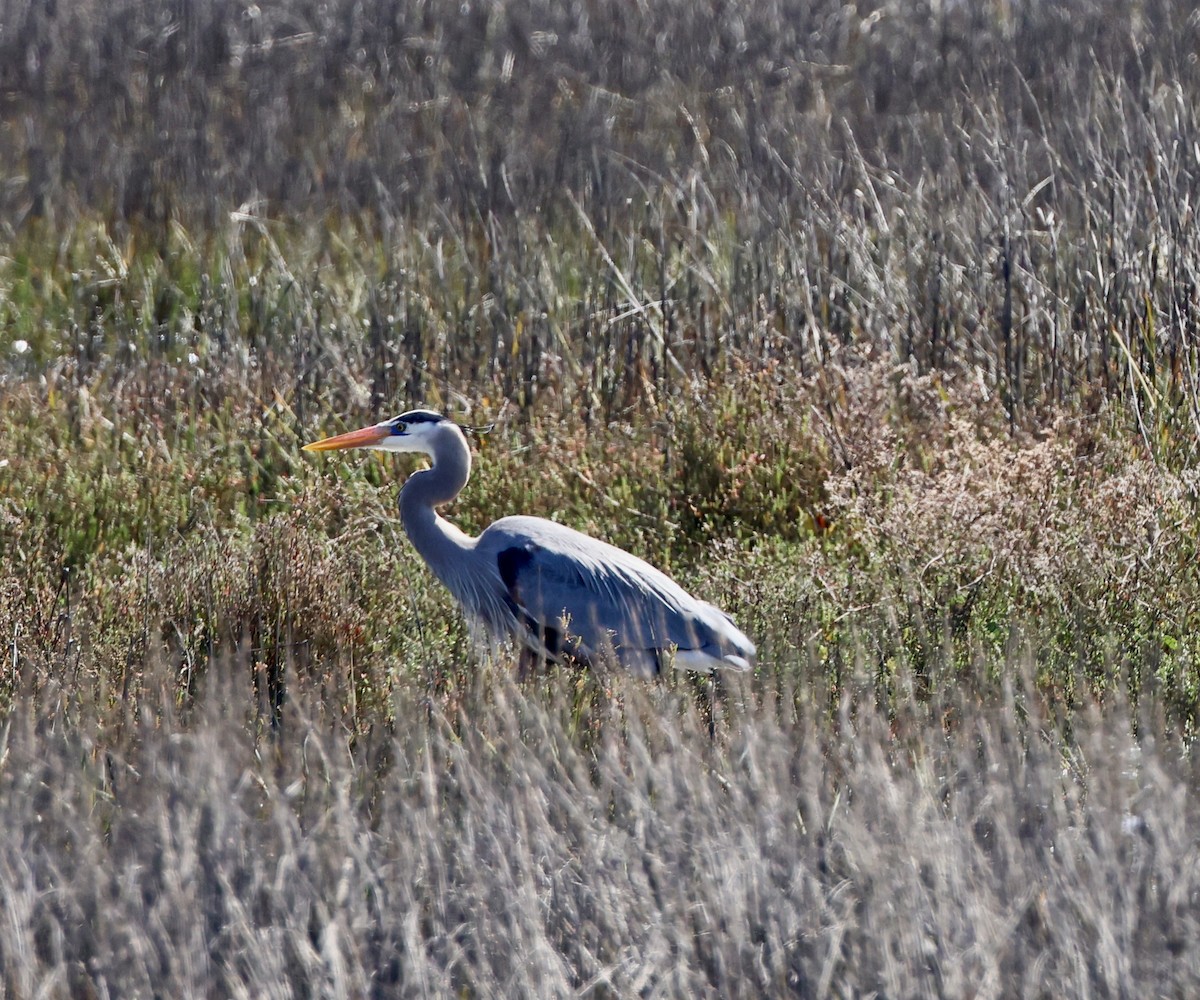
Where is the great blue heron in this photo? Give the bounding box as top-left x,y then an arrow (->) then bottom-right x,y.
303,409 -> 755,677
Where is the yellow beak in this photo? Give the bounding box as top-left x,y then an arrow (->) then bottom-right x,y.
302,424 -> 391,452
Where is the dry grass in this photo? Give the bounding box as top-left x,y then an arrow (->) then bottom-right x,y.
2,655 -> 1198,998
4,0 -> 1200,995
5,0 -> 1200,444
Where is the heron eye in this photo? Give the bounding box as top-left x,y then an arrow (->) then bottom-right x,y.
392,422 -> 407,435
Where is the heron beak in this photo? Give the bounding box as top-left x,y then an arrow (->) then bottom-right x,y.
302,424 -> 391,452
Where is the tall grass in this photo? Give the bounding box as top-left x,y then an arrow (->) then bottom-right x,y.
5,0 -> 1200,441
4,1 -> 1200,993
2,653 -> 1198,998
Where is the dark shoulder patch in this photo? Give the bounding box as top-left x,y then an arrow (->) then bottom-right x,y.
497,545 -> 535,595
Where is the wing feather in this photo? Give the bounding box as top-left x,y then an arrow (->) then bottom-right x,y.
477,515 -> 754,673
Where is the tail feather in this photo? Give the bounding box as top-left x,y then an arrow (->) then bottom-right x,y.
672,647 -> 753,673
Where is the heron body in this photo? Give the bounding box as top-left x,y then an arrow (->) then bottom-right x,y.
303,410 -> 755,677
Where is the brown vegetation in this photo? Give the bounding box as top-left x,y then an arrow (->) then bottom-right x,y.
3,0 -> 1200,995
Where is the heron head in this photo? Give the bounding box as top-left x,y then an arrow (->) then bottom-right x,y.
302,409 -> 452,455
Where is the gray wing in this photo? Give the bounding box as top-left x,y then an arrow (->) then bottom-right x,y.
477,515 -> 754,676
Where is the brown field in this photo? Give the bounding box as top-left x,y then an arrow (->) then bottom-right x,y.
2,0 -> 1200,995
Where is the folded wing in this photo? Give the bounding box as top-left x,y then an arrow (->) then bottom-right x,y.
478,515 -> 755,677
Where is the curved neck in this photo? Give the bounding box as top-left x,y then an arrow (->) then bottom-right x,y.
399,431 -> 475,581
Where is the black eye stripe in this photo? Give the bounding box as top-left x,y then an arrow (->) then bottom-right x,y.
390,409 -> 445,430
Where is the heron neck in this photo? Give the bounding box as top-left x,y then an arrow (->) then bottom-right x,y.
399,442 -> 475,579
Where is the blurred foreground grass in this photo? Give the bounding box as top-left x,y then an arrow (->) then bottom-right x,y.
3,652 -> 1198,996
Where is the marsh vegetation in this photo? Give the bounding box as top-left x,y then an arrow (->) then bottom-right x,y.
2,0 -> 1200,995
